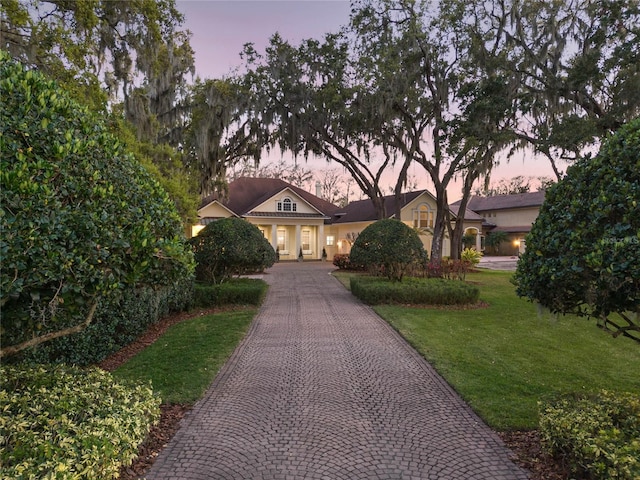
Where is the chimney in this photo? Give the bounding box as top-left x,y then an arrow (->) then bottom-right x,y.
315,181 -> 322,198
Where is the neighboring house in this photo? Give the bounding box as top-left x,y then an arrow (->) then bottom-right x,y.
192,178 -> 486,260
330,190 -> 484,258
451,191 -> 545,255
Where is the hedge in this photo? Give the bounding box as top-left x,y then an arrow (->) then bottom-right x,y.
15,278 -> 194,366
350,276 -> 480,305
0,364 -> 160,479
193,279 -> 268,308
539,390 -> 640,479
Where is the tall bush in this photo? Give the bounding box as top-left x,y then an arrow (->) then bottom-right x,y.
514,119 -> 640,341
18,279 -> 194,366
349,219 -> 427,281
0,53 -> 194,358
189,217 -> 276,283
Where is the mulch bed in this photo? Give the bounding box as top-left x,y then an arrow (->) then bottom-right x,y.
100,308 -> 568,480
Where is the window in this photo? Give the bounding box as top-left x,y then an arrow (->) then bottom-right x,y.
326,235 -> 335,246
302,229 -> 311,252
277,228 -> 287,252
413,204 -> 434,229
277,197 -> 297,212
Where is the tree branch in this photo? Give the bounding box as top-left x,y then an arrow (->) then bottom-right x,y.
0,300 -> 99,359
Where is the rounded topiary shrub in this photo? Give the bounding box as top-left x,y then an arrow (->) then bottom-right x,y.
189,217 -> 277,284
0,53 -> 194,359
349,219 -> 427,281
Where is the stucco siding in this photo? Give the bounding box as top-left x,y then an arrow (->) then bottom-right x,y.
252,189 -> 320,215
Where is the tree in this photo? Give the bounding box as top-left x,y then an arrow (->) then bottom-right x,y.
242,32 -> 396,220
1,0 -> 194,126
350,0 -> 518,261
188,218 -> 276,284
349,219 -> 427,281
484,231 -> 509,255
514,119 -> 640,342
476,0 -> 640,178
1,0 -> 201,223
316,168 -> 354,205
185,78 -> 264,198
0,54 -> 194,358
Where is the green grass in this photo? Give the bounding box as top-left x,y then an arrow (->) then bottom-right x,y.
112,308 -> 256,404
334,269 -> 640,430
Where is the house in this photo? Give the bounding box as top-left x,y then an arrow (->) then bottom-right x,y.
451,191 -> 545,255
194,177 -> 339,261
192,178 -> 487,260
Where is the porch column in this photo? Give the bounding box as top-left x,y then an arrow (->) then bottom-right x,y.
318,224 -> 325,259
295,224 -> 301,257
476,231 -> 482,251
271,224 -> 278,251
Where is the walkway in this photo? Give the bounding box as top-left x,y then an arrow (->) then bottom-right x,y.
148,262 -> 529,479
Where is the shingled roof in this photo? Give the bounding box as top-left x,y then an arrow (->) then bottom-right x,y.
331,190 -> 482,224
331,190 -> 425,223
200,177 -> 340,217
455,191 -> 546,212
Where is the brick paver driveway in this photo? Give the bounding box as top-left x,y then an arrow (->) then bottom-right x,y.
148,262 -> 529,479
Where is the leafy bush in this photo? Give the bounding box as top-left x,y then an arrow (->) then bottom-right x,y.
193,278 -> 268,307
189,218 -> 276,284
539,390 -> 640,480
425,258 -> 475,281
461,248 -> 482,267
0,364 -> 160,479
16,278 -> 194,366
349,219 -> 428,281
350,276 -> 479,305
0,53 -> 194,358
514,119 -> 640,341
485,231 -> 509,255
332,254 -> 365,271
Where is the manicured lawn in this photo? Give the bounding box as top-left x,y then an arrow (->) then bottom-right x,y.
112,308 -> 256,404
334,269 -> 640,430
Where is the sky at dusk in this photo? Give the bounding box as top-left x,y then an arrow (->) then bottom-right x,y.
176,0 -> 557,200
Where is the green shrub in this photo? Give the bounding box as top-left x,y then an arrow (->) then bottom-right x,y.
193,278 -> 268,307
425,258 -> 475,281
539,390 -> 640,480
332,254 -> 364,270
514,119 -> 640,340
189,218 -> 276,284
349,219 -> 428,281
17,278 -> 195,366
0,364 -> 160,479
460,248 -> 482,267
350,276 -> 479,305
0,53 -> 194,359
333,254 -> 348,269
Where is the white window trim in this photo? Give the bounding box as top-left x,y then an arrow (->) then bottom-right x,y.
277,196 -> 297,212
277,228 -> 288,254
413,203 -> 434,229
301,229 -> 312,255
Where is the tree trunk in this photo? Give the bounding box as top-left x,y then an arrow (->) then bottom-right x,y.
449,171 -> 478,260
430,183 -> 449,262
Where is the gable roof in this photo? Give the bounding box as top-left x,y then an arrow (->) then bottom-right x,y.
331,190 -> 482,224
199,177 -> 340,218
332,190 -> 427,224
447,205 -> 484,221
455,191 -> 546,212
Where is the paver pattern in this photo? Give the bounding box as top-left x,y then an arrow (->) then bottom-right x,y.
148,262 -> 529,479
